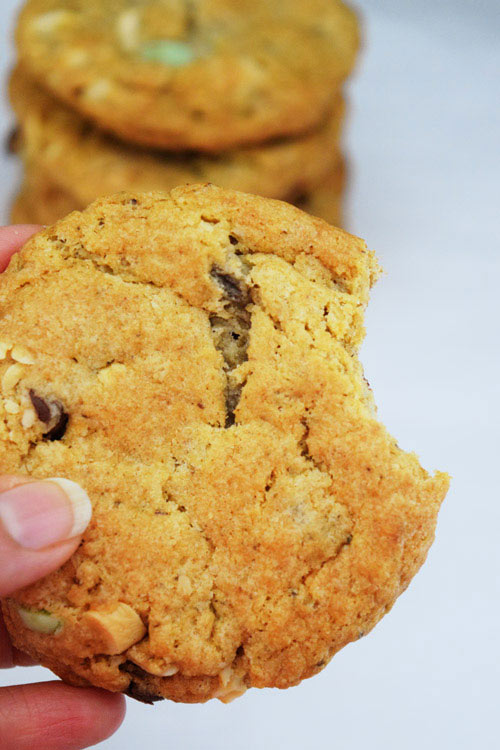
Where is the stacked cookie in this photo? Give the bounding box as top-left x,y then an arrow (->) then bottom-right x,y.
9,0 -> 360,226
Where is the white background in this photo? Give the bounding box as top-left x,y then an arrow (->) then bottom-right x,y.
1,1 -> 499,748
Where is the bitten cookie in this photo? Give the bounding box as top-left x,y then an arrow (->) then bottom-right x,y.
16,0 -> 359,151
11,67 -> 344,205
0,185 -> 449,704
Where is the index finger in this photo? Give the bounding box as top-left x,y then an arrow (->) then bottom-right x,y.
0,225 -> 41,272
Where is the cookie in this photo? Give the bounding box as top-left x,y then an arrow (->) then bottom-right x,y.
11,68 -> 344,205
0,185 -> 449,704
16,0 -> 359,151
10,174 -> 79,226
11,158 -> 346,228
296,161 -> 346,227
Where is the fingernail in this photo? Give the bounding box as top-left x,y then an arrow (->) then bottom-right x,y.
0,478 -> 92,550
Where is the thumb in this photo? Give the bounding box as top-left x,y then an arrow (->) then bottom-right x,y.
0,477 -> 92,596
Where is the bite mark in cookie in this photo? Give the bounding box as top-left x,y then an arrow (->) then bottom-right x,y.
0,186 -> 449,705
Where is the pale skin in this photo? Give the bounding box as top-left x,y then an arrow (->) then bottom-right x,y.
0,226 -> 126,750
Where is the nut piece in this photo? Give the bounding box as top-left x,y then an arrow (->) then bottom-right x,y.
117,8 -> 141,52
18,605 -> 64,635
0,342 -> 11,359
84,78 -> 112,102
83,603 -> 146,654
217,688 -> 247,704
11,345 -> 35,365
2,364 -> 24,392
31,10 -> 75,34
4,399 -> 20,414
22,408 -> 36,429
126,646 -> 179,677
216,667 -> 247,704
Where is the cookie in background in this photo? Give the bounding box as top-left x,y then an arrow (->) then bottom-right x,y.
9,0 -> 360,225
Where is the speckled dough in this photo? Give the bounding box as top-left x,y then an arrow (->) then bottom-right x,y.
16,0 -> 359,151
11,68 -> 344,205
0,185 -> 449,704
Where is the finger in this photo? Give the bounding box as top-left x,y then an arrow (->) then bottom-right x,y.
0,612 -> 38,668
0,477 -> 92,597
0,681 -> 126,750
0,225 -> 41,272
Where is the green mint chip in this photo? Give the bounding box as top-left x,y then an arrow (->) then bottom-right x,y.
141,40 -> 195,66
18,605 -> 64,635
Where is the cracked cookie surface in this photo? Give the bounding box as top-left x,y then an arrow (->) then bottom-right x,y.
16,0 -> 359,151
0,185 -> 449,704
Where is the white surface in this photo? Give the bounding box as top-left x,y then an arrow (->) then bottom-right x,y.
1,1 -> 499,748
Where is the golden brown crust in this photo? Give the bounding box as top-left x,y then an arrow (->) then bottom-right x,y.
0,186 -> 448,703
16,0 -> 359,151
11,67 -> 344,205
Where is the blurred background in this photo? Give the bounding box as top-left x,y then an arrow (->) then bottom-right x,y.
0,1 -> 499,748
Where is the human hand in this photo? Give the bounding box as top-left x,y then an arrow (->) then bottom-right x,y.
0,226 -> 126,750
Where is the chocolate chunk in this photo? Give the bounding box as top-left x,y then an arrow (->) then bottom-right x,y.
29,390 -> 69,440
120,660 -> 146,678
229,235 -> 238,245
125,681 -> 164,705
44,407 -> 69,441
210,267 -> 247,302
29,390 -> 52,423
120,661 -> 164,704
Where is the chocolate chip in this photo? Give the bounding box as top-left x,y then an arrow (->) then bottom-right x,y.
229,235 -> 238,245
129,198 -> 138,205
125,681 -> 164,705
120,661 -> 164,704
345,534 -> 353,545
29,390 -> 68,440
120,661 -> 146,678
210,267 -> 247,302
44,408 -> 69,441
29,390 -> 52,423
